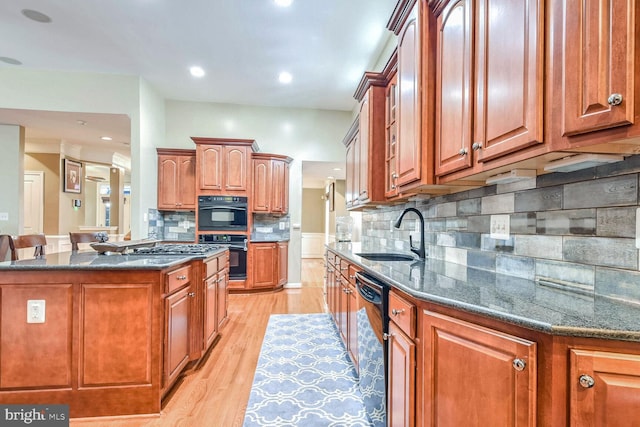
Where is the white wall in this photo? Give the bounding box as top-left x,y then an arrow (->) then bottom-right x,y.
0,125 -> 25,234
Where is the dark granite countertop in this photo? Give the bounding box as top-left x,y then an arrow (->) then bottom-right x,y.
0,247 -> 227,271
328,242 -> 640,342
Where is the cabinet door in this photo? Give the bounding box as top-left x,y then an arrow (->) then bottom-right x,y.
397,3 -> 422,186
178,155 -> 196,209
385,73 -> 399,198
569,349 -> 640,427
347,282 -> 358,366
198,145 -> 223,191
563,0 -> 635,136
203,275 -> 217,349
252,158 -> 270,212
388,321 -> 416,427
435,0 -> 474,176
251,243 -> 278,288
271,160 -> 286,213
473,0 -> 543,162
165,286 -> 191,387
338,276 -> 349,345
422,310 -> 536,427
277,241 -> 288,286
345,135 -> 358,208
358,91 -> 371,201
158,156 -> 179,210
224,145 -> 248,192
216,269 -> 228,330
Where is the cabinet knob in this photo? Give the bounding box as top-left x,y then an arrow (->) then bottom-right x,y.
579,374 -> 595,388
391,184 -> 397,190
177,275 -> 187,280
391,172 -> 398,179
188,292 -> 196,297
512,358 -> 526,371
607,93 -> 623,106
472,142 -> 482,151
391,308 -> 405,316
458,148 -> 468,156
383,332 -> 392,341
349,274 -> 356,280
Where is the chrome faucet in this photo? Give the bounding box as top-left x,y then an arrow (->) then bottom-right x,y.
393,207 -> 426,260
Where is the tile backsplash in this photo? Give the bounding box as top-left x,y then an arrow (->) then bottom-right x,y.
147,209 -> 196,242
361,155 -> 640,302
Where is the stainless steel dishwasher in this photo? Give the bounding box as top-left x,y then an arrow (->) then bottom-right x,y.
355,271 -> 389,427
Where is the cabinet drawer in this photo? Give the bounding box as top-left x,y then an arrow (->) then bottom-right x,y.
205,257 -> 218,278
339,259 -> 350,277
218,251 -> 229,269
389,291 -> 416,338
326,251 -> 336,265
166,265 -> 192,293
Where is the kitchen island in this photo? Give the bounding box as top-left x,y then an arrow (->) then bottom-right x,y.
0,247 -> 229,418
326,242 -> 640,427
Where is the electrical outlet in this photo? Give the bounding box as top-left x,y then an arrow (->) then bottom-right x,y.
0,212 -> 8,221
490,215 -> 510,240
27,300 -> 45,324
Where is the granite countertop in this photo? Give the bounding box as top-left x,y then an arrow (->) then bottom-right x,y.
0,248 -> 226,271
328,242 -> 640,342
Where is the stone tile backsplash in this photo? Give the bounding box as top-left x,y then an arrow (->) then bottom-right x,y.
148,209 -> 196,242
361,155 -> 640,303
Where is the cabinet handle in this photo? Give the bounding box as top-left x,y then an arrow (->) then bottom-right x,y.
341,267 -> 348,271
512,358 -> 526,371
383,332 -> 393,341
458,148 -> 468,156
391,308 -> 405,316
349,274 -> 356,280
579,374 -> 595,389
177,275 -> 187,280
472,142 -> 482,151
607,93 -> 623,106
188,292 -> 196,297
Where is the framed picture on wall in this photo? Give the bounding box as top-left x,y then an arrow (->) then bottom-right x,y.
64,158 -> 82,193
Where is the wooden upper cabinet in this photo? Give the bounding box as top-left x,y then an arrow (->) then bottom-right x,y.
422,310 -> 537,427
434,0 -> 544,176
251,153 -> 292,215
192,137 -> 258,196
157,148 -> 196,211
385,70 -> 400,199
347,73 -> 386,209
569,348 -> 640,426
562,0 -> 635,137
396,3 -> 422,187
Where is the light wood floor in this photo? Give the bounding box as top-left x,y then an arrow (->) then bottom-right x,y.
71,258 -> 327,427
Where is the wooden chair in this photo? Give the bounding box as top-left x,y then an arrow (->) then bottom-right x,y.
69,232 -> 104,251
10,234 -> 47,260
0,235 -> 12,261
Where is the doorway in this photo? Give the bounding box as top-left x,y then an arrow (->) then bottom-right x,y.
23,171 -> 44,234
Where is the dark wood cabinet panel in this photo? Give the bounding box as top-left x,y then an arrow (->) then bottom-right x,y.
422,310 -> 536,427
0,284 -> 73,389
562,0 -> 635,137
569,348 -> 640,426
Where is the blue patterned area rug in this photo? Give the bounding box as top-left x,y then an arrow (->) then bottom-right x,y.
243,313 -> 372,427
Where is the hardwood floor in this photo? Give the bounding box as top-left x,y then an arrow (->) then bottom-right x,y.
71,258 -> 327,427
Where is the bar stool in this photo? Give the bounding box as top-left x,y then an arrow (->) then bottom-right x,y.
10,234 -> 47,260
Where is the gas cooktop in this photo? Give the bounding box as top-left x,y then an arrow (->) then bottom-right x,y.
132,244 -> 221,255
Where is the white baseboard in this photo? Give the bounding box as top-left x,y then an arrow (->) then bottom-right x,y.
284,282 -> 302,289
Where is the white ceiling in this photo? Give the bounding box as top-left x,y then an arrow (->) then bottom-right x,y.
0,0 -> 393,186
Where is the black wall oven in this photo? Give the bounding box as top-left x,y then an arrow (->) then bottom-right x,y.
199,234 -> 247,280
198,196 -> 248,231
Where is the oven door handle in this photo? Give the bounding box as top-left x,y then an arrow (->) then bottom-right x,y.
199,206 -> 247,211
226,244 -> 248,252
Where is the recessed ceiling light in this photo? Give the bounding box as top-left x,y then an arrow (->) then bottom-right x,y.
274,0 -> 293,7
21,9 -> 52,23
190,66 -> 205,77
279,71 -> 292,84
0,57 -> 22,65
100,136 -> 113,141
332,167 -> 342,171
76,120 -> 86,126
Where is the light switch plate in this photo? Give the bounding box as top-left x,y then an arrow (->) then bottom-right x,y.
0,212 -> 8,221
636,208 -> 640,249
27,300 -> 45,323
490,215 -> 510,240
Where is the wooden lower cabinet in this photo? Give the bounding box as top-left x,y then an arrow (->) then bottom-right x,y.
421,310 -> 537,427
247,242 -> 288,291
277,241 -> 288,286
388,321 -> 416,427
569,348 -> 640,426
164,284 -> 192,390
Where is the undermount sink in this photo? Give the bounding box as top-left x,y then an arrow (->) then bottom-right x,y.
356,252 -> 416,262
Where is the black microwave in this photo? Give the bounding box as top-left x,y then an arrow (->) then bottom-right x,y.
198,196 -> 248,231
